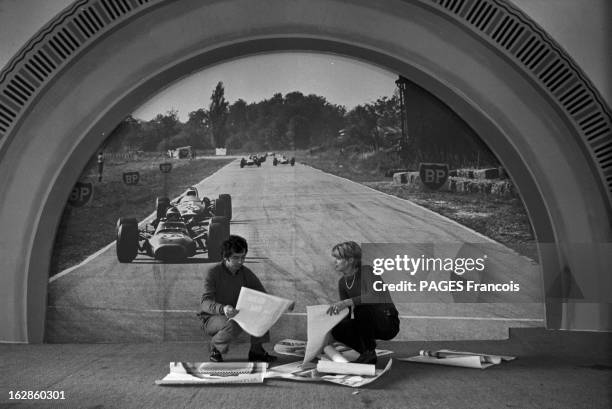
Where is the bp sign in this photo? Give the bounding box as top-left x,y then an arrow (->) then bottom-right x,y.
419,163 -> 449,190
122,171 -> 140,185
159,163 -> 172,173
68,181 -> 94,207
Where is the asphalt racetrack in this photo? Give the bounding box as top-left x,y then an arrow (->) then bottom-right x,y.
46,158 -> 544,342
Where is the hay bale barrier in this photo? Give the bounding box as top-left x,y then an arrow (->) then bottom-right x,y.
393,172 -> 409,184
393,167 -> 516,198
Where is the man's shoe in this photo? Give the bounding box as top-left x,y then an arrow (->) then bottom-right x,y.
353,350 -> 377,365
248,350 -> 278,363
210,348 -> 223,362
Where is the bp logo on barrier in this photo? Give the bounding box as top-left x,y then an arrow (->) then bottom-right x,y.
123,171 -> 140,185
419,163 -> 449,190
68,182 -> 94,207
159,163 -> 172,173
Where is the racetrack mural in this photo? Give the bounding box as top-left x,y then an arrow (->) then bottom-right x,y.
47,65 -> 544,342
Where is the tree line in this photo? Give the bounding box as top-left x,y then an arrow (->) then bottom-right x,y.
104,80 -> 498,168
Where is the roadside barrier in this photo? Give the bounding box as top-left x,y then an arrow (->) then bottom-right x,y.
393,167 -> 516,198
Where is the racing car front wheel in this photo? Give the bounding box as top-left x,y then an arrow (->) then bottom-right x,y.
116,218 -> 138,262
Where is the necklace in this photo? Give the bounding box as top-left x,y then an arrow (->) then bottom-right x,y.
345,273 -> 356,290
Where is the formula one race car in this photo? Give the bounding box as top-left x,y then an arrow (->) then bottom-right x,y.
273,154 -> 295,166
116,207 -> 230,263
115,187 -> 232,263
240,155 -> 261,168
155,186 -> 232,224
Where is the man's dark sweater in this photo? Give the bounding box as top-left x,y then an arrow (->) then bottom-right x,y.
200,262 -> 266,318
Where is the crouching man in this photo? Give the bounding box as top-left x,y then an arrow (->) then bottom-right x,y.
198,235 -> 277,363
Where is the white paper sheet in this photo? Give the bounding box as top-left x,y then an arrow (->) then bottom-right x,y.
303,305 -> 349,363
230,287 -> 294,337
399,349 -> 516,369
155,362 -> 267,384
316,360 -> 376,376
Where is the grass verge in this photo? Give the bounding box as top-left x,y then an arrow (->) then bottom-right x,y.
295,149 -> 537,261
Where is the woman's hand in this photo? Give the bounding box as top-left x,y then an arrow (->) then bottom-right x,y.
326,299 -> 353,315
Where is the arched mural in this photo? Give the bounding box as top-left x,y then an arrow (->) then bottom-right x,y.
0,0 -> 610,342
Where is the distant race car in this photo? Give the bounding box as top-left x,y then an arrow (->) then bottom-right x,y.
115,188 -> 232,263
240,155 -> 261,168
273,155 -> 295,166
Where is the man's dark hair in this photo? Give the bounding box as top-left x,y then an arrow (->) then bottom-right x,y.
221,235 -> 248,259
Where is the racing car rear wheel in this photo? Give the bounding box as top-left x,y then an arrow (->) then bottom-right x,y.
116,218 -> 138,262
290,157 -> 295,166
273,158 -> 278,166
216,194 -> 232,221
156,197 -> 170,219
207,221 -> 229,262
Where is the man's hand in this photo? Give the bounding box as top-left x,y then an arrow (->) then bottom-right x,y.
223,305 -> 238,318
326,300 -> 352,315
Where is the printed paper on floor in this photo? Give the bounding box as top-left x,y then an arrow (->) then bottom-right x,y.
155,362 -> 268,385
399,349 -> 516,369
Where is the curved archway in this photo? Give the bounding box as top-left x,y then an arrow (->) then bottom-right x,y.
0,0 -> 610,342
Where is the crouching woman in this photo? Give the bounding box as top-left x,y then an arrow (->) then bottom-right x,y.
327,241 -> 400,364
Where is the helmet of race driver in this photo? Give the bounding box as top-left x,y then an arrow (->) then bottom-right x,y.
165,206 -> 181,221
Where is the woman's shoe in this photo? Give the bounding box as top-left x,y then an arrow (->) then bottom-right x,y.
354,349 -> 377,364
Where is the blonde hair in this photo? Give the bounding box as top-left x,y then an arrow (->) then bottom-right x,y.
331,241 -> 362,270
